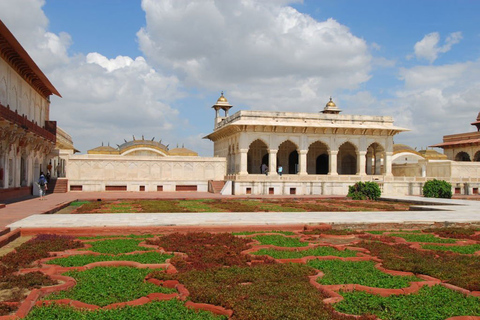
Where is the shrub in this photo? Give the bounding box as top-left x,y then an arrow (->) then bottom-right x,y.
347,182 -> 381,200
422,179 -> 452,198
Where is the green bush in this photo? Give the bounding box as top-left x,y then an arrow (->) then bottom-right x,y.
347,182 -> 381,200
423,179 -> 452,198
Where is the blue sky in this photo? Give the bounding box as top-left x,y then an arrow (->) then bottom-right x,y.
1,0 -> 480,154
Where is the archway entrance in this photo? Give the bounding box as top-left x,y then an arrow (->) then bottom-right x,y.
307,141 -> 329,174
316,154 -> 329,174
366,143 -> 385,175
338,142 -> 357,174
474,151 -> 480,162
247,140 -> 268,174
278,140 -> 298,175
455,151 -> 470,162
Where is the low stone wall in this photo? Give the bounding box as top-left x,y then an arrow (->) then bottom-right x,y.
66,155 -> 226,192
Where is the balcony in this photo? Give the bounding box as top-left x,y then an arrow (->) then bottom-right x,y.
0,103 -> 56,143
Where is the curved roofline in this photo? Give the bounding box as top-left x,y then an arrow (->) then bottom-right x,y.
120,146 -> 168,157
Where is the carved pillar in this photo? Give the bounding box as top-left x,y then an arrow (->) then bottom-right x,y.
268,149 -> 278,175
298,150 -> 308,175
329,150 -> 338,175
358,151 -> 366,175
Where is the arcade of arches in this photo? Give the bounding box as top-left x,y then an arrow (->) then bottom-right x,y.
244,139 -> 386,176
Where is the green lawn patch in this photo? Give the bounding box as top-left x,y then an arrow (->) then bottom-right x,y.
307,260 -> 422,288
389,233 -> 457,243
253,235 -> 309,247
46,252 -> 174,267
422,244 -> 480,255
252,246 -> 357,259
46,266 -> 175,307
69,201 -> 90,207
83,239 -> 154,254
335,285 -> 480,320
26,299 -> 226,320
176,199 -> 225,212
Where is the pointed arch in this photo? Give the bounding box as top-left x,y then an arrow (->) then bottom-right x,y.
338,141 -> 357,175
474,151 -> 480,162
307,141 -> 329,174
455,151 -> 471,162
247,139 -> 268,174
366,142 -> 385,175
278,140 -> 299,174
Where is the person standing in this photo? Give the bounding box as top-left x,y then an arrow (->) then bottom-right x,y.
38,173 -> 48,200
278,165 -> 283,176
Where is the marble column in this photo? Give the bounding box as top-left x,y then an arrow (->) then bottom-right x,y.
239,149 -> 248,175
268,149 -> 278,175
358,151 -> 366,175
329,150 -> 338,175
298,150 -> 308,175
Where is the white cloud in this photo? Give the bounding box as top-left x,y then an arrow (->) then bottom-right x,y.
138,0 -> 372,111
386,59 -> 480,149
413,31 -> 462,63
0,0 -> 191,154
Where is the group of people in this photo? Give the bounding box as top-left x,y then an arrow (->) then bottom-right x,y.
261,163 -> 283,176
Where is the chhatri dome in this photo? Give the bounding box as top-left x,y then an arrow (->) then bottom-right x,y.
321,97 -> 342,114
212,91 -> 233,118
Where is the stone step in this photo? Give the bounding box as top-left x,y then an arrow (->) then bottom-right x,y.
209,180 -> 226,194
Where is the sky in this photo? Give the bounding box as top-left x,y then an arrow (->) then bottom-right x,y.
1,0 -> 479,155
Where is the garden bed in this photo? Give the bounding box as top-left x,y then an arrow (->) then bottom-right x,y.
56,198 -> 416,214
0,227 -> 478,319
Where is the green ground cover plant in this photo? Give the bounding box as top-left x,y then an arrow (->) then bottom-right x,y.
176,199 -> 225,212
83,239 -> 154,254
69,201 -> 90,206
150,263 -> 368,320
334,285 -> 480,320
146,232 -> 252,272
422,244 -> 480,255
0,235 -> 84,314
389,233 -> 457,243
232,230 -> 295,236
359,241 -> 480,291
252,246 -> 357,259
307,259 -> 422,288
26,299 -> 226,320
253,234 -> 309,247
364,230 -> 385,234
1,234 -> 84,269
46,252 -> 174,267
46,266 -> 175,307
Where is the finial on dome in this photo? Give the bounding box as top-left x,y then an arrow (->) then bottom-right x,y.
321,96 -> 341,114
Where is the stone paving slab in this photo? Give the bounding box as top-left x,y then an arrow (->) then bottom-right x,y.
3,193 -> 480,230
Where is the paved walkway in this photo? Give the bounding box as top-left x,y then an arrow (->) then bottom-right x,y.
2,192 -> 480,230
